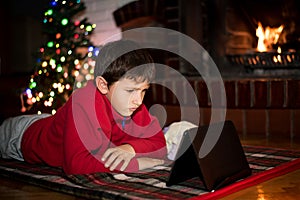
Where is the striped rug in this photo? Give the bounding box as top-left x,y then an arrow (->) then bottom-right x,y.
0,145 -> 300,199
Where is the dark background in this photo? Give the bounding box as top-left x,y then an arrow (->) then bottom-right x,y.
0,0 -> 47,75
0,0 -> 48,122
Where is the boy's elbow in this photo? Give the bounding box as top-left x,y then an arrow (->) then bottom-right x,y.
63,162 -> 83,175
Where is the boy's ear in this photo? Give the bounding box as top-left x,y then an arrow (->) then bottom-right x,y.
95,76 -> 109,94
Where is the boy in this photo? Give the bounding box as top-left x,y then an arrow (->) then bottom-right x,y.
0,40 -> 167,174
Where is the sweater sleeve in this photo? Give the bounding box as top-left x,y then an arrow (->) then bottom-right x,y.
122,106 -> 167,159
124,120 -> 167,159
62,100 -> 139,175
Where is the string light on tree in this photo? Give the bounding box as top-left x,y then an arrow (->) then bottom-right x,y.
74,46 -> 100,90
20,0 -> 95,114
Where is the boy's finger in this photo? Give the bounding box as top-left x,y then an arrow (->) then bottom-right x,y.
104,151 -> 119,168
102,148 -> 114,161
120,159 -> 130,171
109,156 -> 123,171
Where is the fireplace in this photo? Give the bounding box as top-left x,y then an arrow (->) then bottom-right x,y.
113,0 -> 300,77
208,0 -> 300,76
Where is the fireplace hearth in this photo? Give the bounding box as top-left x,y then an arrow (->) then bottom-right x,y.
227,51 -> 300,70
219,0 -> 300,76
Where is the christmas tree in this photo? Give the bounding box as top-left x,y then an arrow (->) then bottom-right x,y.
21,0 -> 96,115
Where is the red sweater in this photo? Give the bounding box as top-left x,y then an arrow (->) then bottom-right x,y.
21,81 -> 167,174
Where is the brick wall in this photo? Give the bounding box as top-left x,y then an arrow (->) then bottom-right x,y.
145,78 -> 300,138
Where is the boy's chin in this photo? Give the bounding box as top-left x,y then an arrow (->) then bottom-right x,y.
119,110 -> 133,117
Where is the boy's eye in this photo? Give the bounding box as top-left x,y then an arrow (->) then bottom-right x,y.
126,89 -> 134,93
142,89 -> 148,93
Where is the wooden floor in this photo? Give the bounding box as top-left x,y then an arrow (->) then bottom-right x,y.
0,135 -> 300,200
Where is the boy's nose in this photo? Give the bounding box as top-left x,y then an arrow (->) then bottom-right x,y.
133,92 -> 143,106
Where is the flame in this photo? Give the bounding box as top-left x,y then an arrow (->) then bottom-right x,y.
256,22 -> 284,52
273,47 -> 282,63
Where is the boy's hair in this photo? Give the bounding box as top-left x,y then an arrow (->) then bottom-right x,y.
94,40 -> 155,87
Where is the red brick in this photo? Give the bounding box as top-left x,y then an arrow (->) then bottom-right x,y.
225,81 -> 236,108
194,80 -> 209,107
270,80 -> 285,108
287,80 -> 300,108
163,80 -> 177,105
253,80 -> 268,108
237,80 -> 251,108
210,80 -> 226,108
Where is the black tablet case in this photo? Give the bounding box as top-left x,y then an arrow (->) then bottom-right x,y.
166,121 -> 252,191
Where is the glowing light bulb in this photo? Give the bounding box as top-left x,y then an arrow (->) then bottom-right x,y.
74,70 -> 79,77
88,46 -> 94,52
26,88 -> 32,96
58,86 -> 64,93
47,41 -> 54,48
86,74 -> 92,80
56,33 -> 61,39
86,25 -> 92,32
47,9 -> 53,15
50,91 -> 55,97
29,82 -> 37,89
57,66 -> 63,72
60,56 -> 66,62
51,1 -> 57,6
50,59 -> 55,66
74,33 -> 79,39
74,20 -> 80,26
61,18 -> 68,26
76,82 -> 82,88
38,92 -> 43,98
42,61 -> 48,67
27,98 -> 33,105
83,63 -> 89,69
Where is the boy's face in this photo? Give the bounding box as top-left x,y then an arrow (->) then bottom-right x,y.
106,78 -> 150,117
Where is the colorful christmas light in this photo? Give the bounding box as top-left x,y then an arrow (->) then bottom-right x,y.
21,0 -> 95,114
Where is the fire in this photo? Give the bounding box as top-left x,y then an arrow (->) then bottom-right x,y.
256,22 -> 284,52
273,47 -> 282,63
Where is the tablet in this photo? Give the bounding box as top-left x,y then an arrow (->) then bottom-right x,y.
166,120 -> 252,191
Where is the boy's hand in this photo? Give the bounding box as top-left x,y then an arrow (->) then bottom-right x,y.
102,144 -> 135,171
137,157 -> 165,170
